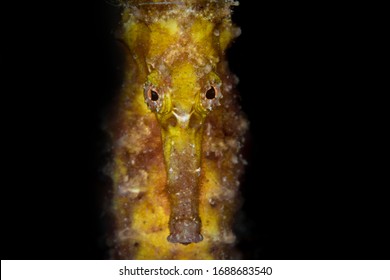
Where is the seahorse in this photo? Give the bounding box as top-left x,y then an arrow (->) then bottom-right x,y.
104,0 -> 248,259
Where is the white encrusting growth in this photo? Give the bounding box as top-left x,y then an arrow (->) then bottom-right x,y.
118,170 -> 148,196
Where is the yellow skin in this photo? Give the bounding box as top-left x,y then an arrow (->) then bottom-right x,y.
106,0 -> 248,259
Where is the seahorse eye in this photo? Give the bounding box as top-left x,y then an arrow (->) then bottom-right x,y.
144,84 -> 163,112
201,84 -> 222,111
205,86 -> 216,99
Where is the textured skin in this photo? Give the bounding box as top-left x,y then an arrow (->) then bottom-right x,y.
105,0 -> 248,259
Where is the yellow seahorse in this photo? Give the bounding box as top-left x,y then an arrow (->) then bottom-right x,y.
105,0 -> 248,259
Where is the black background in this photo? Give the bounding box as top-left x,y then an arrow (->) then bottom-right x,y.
1,1 -> 387,259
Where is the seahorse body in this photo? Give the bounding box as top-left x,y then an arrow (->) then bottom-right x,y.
105,0 -> 248,259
